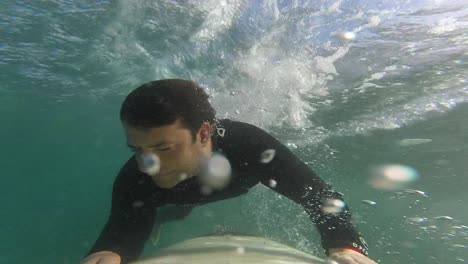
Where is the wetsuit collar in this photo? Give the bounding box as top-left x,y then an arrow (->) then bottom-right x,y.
210,118 -> 224,152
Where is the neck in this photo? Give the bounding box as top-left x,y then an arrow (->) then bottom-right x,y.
201,138 -> 213,157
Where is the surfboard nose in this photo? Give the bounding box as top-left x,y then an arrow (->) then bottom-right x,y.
131,235 -> 325,264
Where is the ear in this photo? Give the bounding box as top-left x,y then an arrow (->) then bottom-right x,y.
198,122 -> 212,144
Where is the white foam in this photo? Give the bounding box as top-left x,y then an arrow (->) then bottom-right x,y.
211,34 -> 340,129
327,0 -> 342,13
368,16 -> 381,27
189,0 -> 245,51
334,86 -> 468,136
86,0 -> 467,146
429,17 -> 458,35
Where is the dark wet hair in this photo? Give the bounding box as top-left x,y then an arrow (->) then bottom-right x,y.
120,79 -> 216,142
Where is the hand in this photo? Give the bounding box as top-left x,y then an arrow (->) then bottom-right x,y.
327,248 -> 378,264
79,251 -> 121,264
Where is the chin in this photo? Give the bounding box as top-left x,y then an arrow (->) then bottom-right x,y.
154,179 -> 178,189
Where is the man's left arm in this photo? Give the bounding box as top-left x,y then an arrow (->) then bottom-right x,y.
238,122 -> 376,263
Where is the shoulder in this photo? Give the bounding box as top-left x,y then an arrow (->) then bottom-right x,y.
217,119 -> 271,139
114,156 -> 139,186
215,119 -> 280,152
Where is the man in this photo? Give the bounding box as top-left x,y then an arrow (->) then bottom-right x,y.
81,79 -> 377,264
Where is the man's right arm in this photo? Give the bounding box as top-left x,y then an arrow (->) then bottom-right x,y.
82,157 -> 158,264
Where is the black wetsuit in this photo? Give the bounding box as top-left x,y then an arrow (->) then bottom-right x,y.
87,119 -> 369,263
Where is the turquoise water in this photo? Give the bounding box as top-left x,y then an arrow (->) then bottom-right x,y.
1,1 -> 467,263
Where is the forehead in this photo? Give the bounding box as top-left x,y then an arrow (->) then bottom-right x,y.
124,119 -> 192,145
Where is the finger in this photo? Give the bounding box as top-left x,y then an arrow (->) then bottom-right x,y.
351,253 -> 378,264
96,258 -> 120,264
327,256 -> 356,264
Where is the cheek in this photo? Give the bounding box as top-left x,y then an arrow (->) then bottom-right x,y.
175,145 -> 199,168
157,144 -> 199,171
159,149 -> 187,168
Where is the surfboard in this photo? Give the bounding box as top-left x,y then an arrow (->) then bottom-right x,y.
131,235 -> 325,264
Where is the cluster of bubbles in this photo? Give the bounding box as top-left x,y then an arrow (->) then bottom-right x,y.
138,148 -> 280,196
260,149 -> 278,188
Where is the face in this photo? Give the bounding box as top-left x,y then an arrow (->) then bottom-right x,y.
123,119 -> 212,188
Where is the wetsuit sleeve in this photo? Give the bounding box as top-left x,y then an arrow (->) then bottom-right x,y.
237,122 -> 369,256
85,157 -> 158,263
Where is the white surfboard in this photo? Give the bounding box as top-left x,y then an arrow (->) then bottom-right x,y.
131,235 -> 325,264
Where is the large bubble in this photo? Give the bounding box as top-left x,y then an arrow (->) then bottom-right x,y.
140,152 -> 161,176
336,31 -> 356,41
268,179 -> 277,188
321,199 -> 346,214
368,164 -> 419,191
199,153 -> 232,192
259,149 -> 276,164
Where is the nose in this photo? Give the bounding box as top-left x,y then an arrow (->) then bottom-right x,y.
136,151 -> 161,175
141,152 -> 159,167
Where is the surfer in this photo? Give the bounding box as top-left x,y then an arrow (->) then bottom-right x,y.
80,79 -> 377,264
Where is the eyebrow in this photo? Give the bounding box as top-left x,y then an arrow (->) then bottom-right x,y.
126,143 -> 168,149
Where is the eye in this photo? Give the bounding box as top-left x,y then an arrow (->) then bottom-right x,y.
157,147 -> 171,151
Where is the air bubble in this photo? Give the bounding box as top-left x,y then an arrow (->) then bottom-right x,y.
260,149 -> 276,163
404,189 -> 428,197
269,179 -> 277,188
286,143 -> 298,149
139,153 -> 161,176
398,138 -> 432,146
451,244 -> 466,249
199,153 -> 232,190
368,164 -> 419,191
361,200 -> 377,205
179,173 -> 188,181
433,216 -> 454,221
336,31 -> 356,41
409,217 -> 429,223
236,246 -> 245,254
321,199 -> 345,214
132,200 -> 144,208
